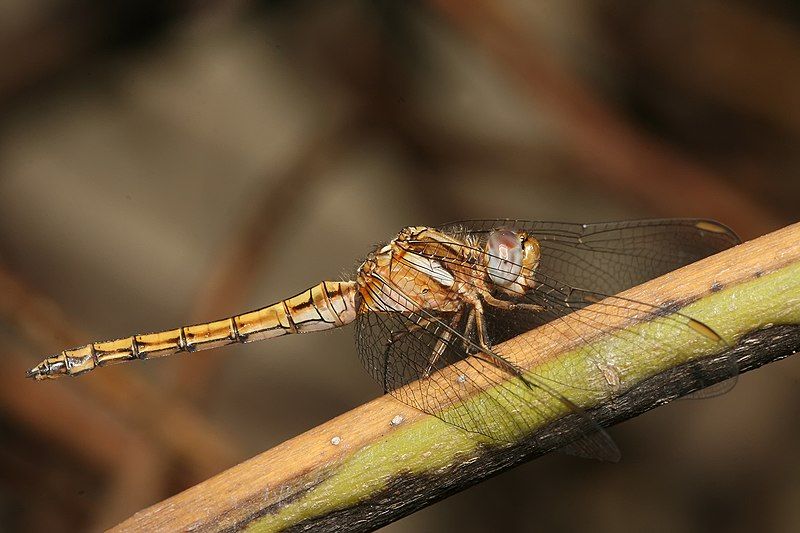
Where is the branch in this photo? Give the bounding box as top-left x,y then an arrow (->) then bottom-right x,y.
112,223 -> 800,532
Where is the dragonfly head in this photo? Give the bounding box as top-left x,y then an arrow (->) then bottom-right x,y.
486,229 -> 541,295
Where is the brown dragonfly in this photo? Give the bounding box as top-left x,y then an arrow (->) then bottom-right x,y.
27,219 -> 740,461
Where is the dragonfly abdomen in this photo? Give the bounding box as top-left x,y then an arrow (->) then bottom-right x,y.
26,281 -> 357,380
235,280 -> 357,340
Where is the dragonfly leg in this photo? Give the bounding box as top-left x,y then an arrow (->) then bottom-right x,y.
424,308 -> 464,377
461,307 -> 476,352
482,292 -> 543,313
471,299 -> 521,378
424,329 -> 452,377
381,311 -> 464,384
388,319 -> 430,344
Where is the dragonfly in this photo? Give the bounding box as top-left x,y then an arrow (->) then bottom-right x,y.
27,218 -> 740,461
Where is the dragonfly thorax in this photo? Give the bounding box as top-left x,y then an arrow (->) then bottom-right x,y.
356,228 -> 473,314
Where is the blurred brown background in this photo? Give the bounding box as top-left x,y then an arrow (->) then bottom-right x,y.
1,1 -> 799,531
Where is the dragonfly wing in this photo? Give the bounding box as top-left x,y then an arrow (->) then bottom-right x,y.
429,220 -> 741,400
355,284 -> 621,461
440,218 -> 740,296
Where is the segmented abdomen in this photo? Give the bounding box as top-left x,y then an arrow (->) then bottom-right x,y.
27,281 -> 357,379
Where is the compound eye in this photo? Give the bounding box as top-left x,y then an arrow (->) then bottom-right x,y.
486,229 -> 523,288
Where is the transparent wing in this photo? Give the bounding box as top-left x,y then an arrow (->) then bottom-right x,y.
355,276 -> 621,462
434,218 -> 741,395
439,218 -> 740,296
355,218 -> 738,462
